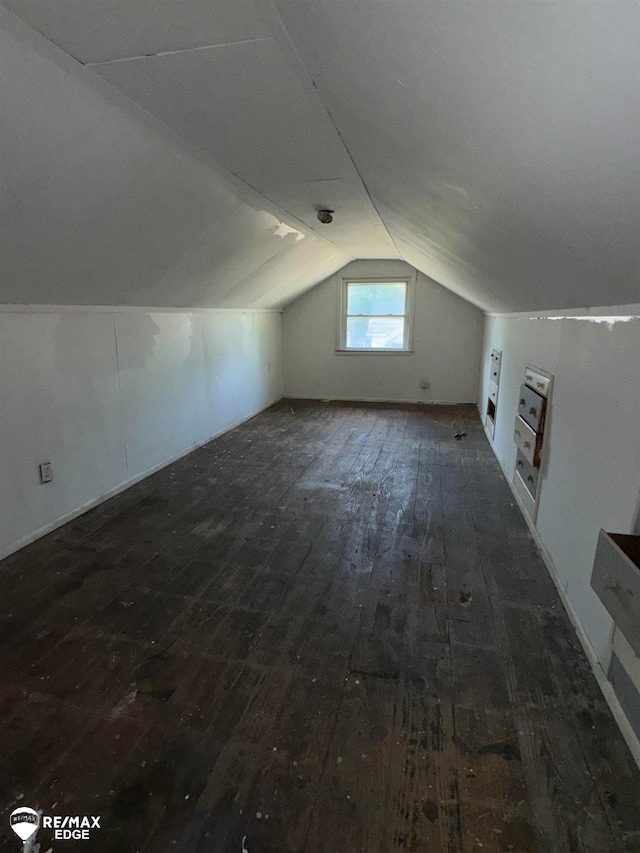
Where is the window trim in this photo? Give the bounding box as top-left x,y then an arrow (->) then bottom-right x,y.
336,275 -> 415,354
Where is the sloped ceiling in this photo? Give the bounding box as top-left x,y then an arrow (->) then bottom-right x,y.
2,0 -> 639,311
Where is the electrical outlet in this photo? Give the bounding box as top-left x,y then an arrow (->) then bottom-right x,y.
420,379 -> 430,390
39,462 -> 53,484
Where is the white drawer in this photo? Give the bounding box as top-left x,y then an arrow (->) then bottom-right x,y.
518,383 -> 545,432
513,414 -> 537,465
515,451 -> 539,497
490,349 -> 502,382
591,531 -> 640,657
488,380 -> 499,403
525,368 -> 550,398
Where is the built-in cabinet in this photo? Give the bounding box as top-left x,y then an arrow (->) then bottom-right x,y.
591,532 -> 640,658
485,348 -> 501,439
591,531 -> 640,741
512,365 -> 553,522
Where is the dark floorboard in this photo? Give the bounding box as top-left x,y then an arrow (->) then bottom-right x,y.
1,400 -> 639,852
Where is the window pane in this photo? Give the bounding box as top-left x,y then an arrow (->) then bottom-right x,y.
346,317 -> 405,349
347,283 -> 406,316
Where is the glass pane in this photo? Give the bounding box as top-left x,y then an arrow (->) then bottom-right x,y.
346,317 -> 405,349
347,283 -> 406,316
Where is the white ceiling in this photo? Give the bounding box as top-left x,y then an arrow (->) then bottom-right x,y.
0,10 -> 354,309
2,0 -> 639,311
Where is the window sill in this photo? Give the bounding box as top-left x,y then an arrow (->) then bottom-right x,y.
335,348 -> 414,356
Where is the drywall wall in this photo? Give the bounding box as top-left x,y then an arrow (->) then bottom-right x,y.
0,307 -> 283,558
479,309 -> 640,666
0,9 -> 351,310
282,260 -> 484,403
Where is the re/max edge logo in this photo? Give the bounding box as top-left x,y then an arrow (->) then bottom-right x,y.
43,815 -> 101,839
10,808 -> 102,843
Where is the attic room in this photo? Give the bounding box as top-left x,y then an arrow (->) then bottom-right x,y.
0,1 -> 639,850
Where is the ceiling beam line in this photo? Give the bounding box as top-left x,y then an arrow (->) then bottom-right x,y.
85,37 -> 272,66
267,0 -> 404,261
321,102 -> 405,262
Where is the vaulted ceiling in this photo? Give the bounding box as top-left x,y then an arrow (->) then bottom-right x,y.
2,1 -> 639,311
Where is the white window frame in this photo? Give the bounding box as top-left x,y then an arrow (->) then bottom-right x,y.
336,275 -> 415,354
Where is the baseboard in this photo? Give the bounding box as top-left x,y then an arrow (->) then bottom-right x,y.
485,430 -> 640,770
0,395 -> 282,561
285,394 -> 478,405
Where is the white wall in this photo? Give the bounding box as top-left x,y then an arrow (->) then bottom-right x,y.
0,307 -> 283,559
479,309 -> 640,665
282,260 -> 484,403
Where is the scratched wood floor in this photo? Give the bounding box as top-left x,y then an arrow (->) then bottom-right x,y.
1,400 -> 639,853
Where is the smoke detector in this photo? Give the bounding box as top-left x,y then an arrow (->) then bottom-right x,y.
317,209 -> 334,224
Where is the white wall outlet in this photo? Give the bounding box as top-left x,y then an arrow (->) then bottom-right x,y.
420,379 -> 430,390
39,462 -> 53,484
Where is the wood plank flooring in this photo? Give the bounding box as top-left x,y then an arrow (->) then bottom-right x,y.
1,400 -> 639,852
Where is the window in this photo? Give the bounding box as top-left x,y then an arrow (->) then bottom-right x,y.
338,278 -> 413,352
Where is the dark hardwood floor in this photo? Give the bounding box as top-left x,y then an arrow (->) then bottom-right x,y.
1,400 -> 638,852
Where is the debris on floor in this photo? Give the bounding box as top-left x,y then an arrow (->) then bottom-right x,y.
4,400 -> 639,851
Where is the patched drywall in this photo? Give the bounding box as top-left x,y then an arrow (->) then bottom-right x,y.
0,307 -> 283,558
283,261 -> 484,403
